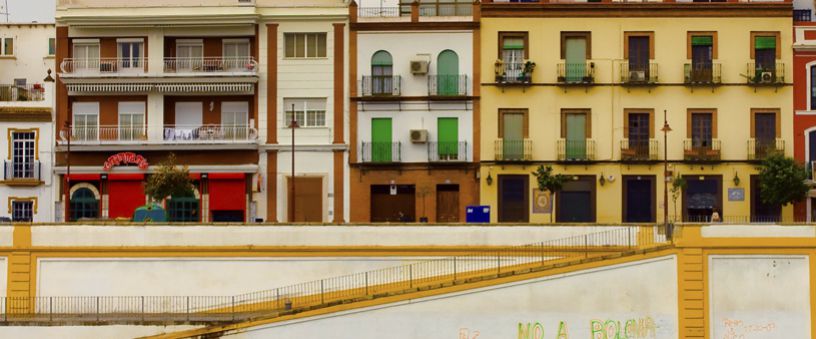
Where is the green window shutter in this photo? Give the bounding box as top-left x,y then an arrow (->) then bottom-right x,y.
502,38 -> 524,50
755,36 -> 776,50
371,51 -> 393,66
691,36 -> 713,46
371,118 -> 392,162
437,118 -> 458,157
437,50 -> 459,95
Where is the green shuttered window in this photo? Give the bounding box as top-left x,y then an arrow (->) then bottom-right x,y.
691,36 -> 713,46
755,36 -> 776,50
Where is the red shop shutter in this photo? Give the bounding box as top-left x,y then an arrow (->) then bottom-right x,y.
208,175 -> 246,212
108,174 -> 145,219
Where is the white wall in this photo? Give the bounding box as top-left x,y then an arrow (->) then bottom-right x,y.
0,257 -> 7,298
709,255 -> 812,339
221,256 -> 679,339
0,24 -> 55,85
275,150 -> 335,222
0,325 -> 199,339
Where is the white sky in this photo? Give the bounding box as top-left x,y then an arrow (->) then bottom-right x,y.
3,0 -> 56,23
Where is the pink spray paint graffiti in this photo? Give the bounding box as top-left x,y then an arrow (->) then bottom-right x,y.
721,318 -> 776,339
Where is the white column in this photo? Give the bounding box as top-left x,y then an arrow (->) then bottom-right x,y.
147,31 -> 164,77
146,92 -> 164,142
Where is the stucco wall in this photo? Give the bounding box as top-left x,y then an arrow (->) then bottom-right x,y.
0,24 -> 55,84
218,256 -> 679,339
709,255 -> 812,339
0,325 -> 199,339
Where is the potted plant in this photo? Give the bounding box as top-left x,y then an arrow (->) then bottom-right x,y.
494,59 -> 505,83
520,60 -> 536,83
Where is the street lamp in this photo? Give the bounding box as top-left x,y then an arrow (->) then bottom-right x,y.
64,120 -> 71,222
661,110 -> 672,238
289,104 -> 299,223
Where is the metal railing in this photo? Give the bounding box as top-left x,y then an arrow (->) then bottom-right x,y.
620,139 -> 658,161
3,161 -> 40,181
428,141 -> 468,162
494,139 -> 532,161
164,125 -> 258,143
60,58 -> 147,75
794,9 -> 812,22
164,57 -> 257,74
0,226 -> 668,325
360,76 -> 401,96
747,138 -> 784,161
0,84 -> 46,102
62,125 -> 146,143
683,63 -> 722,85
428,75 -> 468,96
357,7 -> 401,17
557,139 -> 596,161
361,142 -> 401,163
418,3 -> 472,16
618,62 -> 658,84
746,62 -> 785,85
683,139 -> 722,161
557,62 -> 595,84
495,61 -> 534,84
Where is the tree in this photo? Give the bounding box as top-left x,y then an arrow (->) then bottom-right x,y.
670,175 -> 687,223
144,154 -> 194,204
758,154 -> 809,208
532,165 -> 568,223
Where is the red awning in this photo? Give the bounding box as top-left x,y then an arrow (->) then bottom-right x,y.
108,180 -> 145,219
67,174 -> 101,181
208,173 -> 246,180
108,173 -> 144,181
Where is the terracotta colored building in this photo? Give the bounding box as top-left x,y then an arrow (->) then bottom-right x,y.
794,1 -> 816,221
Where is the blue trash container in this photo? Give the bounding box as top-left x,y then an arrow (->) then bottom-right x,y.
466,205 -> 490,223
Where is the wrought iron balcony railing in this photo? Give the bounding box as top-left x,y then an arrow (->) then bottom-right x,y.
428,75 -> 468,96
683,139 -> 722,161
0,84 -> 45,102
620,139 -> 658,161
557,139 -> 596,161
794,9 -> 812,22
60,58 -> 147,76
683,63 -> 722,85
428,141 -> 468,162
618,62 -> 658,85
360,76 -> 401,96
494,139 -> 532,162
747,138 -> 784,161
163,57 -> 257,74
3,161 -> 40,182
357,7 -> 401,17
746,62 -> 785,86
361,142 -> 402,163
494,61 -> 534,85
418,3 -> 472,16
557,62 -> 595,84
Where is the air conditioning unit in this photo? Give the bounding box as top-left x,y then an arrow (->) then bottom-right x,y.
410,60 -> 429,75
629,70 -> 646,82
760,71 -> 774,84
410,129 -> 428,143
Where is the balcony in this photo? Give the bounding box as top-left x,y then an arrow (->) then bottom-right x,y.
618,62 -> 658,85
357,7 -> 401,18
746,63 -> 785,86
163,57 -> 258,75
683,63 -> 722,85
557,139 -> 596,161
683,139 -> 722,161
428,141 -> 468,162
163,125 -> 258,143
557,62 -> 595,85
61,125 -> 257,145
494,61 -> 534,85
3,161 -> 41,184
60,58 -> 148,76
360,76 -> 401,97
361,142 -> 402,163
620,139 -> 658,161
0,84 -> 46,102
428,75 -> 468,97
747,138 -> 784,161
794,9 -> 812,22
418,2 -> 472,16
494,139 -> 532,162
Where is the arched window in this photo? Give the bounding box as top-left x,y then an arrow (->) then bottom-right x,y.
371,51 -> 393,95
436,50 -> 460,96
168,191 -> 200,222
70,187 -> 99,221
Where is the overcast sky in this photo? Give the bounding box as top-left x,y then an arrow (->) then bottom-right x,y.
3,0 -> 56,23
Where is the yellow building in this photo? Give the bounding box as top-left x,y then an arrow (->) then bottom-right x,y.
479,1 -> 793,224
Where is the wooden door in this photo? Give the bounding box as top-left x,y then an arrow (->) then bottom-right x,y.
370,185 -> 416,222
498,175 -> 529,222
628,112 -> 650,156
436,184 -> 460,222
628,36 -> 650,76
288,177 -> 323,222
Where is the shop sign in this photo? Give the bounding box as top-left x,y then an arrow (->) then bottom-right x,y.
103,152 -> 149,171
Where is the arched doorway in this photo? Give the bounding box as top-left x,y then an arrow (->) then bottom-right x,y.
371,50 -> 393,95
436,50 -> 459,96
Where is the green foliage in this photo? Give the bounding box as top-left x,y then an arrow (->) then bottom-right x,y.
532,165 -> 568,194
670,175 -> 687,221
758,154 -> 809,207
144,154 -> 194,203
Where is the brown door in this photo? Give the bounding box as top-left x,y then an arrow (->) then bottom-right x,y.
498,175 -> 529,222
287,177 -> 323,222
371,185 -> 416,222
436,184 -> 460,222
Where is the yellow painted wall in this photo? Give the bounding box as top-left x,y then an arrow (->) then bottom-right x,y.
479,16 -> 793,223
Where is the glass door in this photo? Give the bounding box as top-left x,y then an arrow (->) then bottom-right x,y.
628,113 -> 650,157
628,36 -> 649,81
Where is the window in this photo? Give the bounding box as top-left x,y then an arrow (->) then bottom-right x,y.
436,50 -> 460,96
223,39 -> 251,70
624,110 -> 653,158
168,193 -> 199,222
176,39 -> 204,71
561,110 -> 591,160
811,65 -> 816,110
371,50 -> 394,95
370,118 -> 393,163
222,101 -> 250,138
11,131 -> 36,179
70,187 -> 99,221
11,200 -> 33,222
751,109 -> 780,158
688,32 -> 716,82
499,109 -> 528,161
498,32 -> 528,81
561,32 -> 591,82
118,102 -> 145,141
13,78 -> 25,87
72,102 -> 99,141
2,37 -> 13,55
283,98 -> 326,127
48,38 -> 56,56
751,32 -> 779,76
284,33 -> 327,58
72,40 -> 100,70
437,117 -> 459,160
690,112 -> 714,148
624,32 -> 653,81
117,39 -> 144,69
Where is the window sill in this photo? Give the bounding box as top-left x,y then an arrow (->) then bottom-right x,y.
44,55 -> 55,59
0,56 -> 16,60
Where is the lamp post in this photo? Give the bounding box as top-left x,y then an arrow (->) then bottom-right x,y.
289,104 -> 299,223
661,110 -> 673,238
64,121 -> 71,222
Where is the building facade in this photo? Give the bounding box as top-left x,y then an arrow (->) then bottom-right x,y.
348,0 -> 479,222
0,23 -> 56,223
794,1 -> 816,221
55,0 -> 348,223
479,0 -> 793,224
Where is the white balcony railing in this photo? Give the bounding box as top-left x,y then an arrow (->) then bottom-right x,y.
60,125 -> 257,145
60,58 -> 147,76
164,57 -> 258,75
163,125 -> 258,143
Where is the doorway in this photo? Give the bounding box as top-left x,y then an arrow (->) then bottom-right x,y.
288,177 -> 323,223
622,175 -> 655,223
436,184 -> 460,222
370,185 -> 416,222
498,175 -> 529,222
557,176 -> 596,222
683,175 -> 722,222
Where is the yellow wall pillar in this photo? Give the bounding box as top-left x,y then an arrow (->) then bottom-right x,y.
677,248 -> 705,338
7,224 -> 33,315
